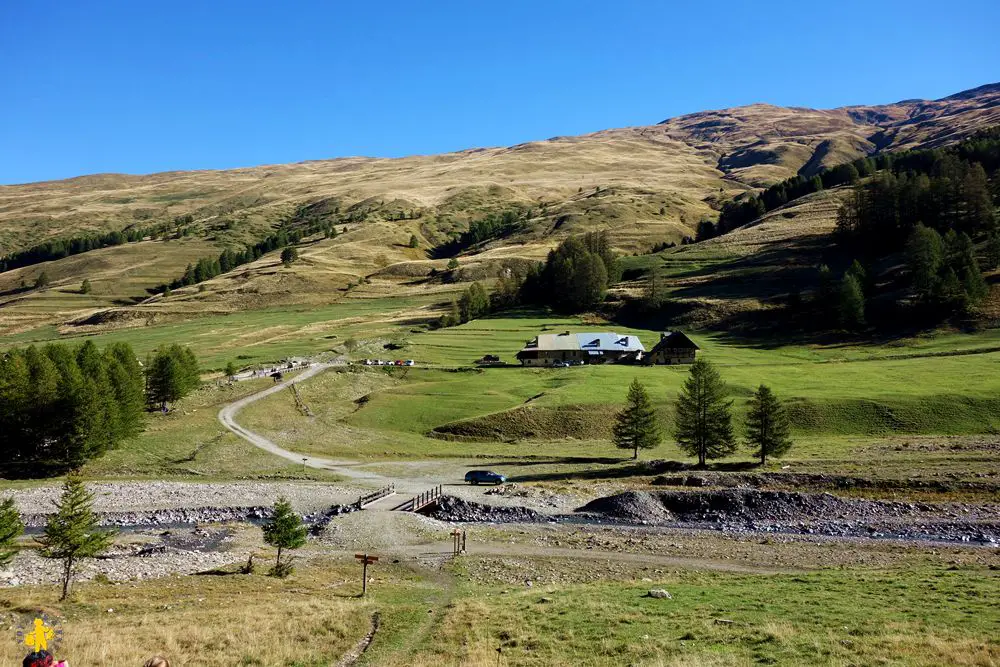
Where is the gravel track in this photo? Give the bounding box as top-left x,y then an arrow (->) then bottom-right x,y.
217,361 -> 384,480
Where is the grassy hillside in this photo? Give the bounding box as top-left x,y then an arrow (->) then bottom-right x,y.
0,83 -> 997,340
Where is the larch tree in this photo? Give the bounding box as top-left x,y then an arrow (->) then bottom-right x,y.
612,378 -> 661,460
263,496 -> 307,578
744,385 -> 793,465
837,273 -> 866,330
0,497 -> 24,567
38,478 -> 115,600
280,246 -> 298,267
673,358 -> 735,467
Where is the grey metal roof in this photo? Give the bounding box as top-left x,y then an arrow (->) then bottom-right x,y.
520,332 -> 646,353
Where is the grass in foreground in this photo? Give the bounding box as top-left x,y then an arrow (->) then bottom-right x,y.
398,562 -> 1000,667
3,556 -> 995,667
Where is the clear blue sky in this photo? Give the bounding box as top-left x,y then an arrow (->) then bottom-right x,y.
2,0 -> 998,185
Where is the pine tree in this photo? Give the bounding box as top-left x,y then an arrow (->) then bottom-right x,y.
263,496 -> 307,578
104,343 -> 145,439
612,379 -> 661,459
674,359 -> 735,467
744,385 -> 793,465
408,234 -> 419,248
37,478 -> 115,600
838,273 -> 866,330
280,246 -> 298,267
985,230 -> 1000,271
0,497 -> 24,567
34,272 -> 50,289
225,361 -> 238,379
846,259 -> 871,297
906,224 -> 943,300
80,279 -> 92,294
145,345 -> 200,410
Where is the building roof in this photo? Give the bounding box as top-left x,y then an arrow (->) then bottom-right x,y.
519,332 -> 646,354
649,331 -> 699,353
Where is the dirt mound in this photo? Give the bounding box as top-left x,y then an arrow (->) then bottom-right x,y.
653,489 -> 846,523
428,496 -> 544,523
432,404 -> 618,441
577,491 -> 672,524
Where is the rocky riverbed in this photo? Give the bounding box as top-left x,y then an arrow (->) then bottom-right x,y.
0,527 -> 244,587
427,489 -> 1000,545
7,481 -> 359,515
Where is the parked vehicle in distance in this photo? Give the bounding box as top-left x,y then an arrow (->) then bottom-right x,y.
464,470 -> 506,485
476,354 -> 503,366
551,361 -> 570,368
404,359 -> 415,366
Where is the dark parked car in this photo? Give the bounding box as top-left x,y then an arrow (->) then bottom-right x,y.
464,470 -> 506,485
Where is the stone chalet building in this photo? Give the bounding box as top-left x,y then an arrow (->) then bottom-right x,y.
515,330 -> 699,366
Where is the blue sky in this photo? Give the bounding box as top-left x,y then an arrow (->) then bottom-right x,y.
1,0 -> 998,185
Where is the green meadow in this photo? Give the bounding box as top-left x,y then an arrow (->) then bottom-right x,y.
6,299 -> 993,481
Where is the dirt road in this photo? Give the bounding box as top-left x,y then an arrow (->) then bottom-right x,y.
217,362 -> 384,481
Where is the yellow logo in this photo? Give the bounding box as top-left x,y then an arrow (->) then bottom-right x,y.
22,617 -> 56,652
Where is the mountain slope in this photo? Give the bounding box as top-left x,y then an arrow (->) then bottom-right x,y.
0,82 -> 997,336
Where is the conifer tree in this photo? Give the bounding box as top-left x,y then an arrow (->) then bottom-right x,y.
906,224 -> 944,300
280,246 -> 298,267
263,496 -> 307,578
0,497 -> 24,567
838,273 -> 866,330
612,379 -> 661,459
674,359 -> 735,467
38,478 -> 115,600
745,385 -> 793,465
80,279 -> 92,294
104,343 -> 145,439
985,230 -> 1000,271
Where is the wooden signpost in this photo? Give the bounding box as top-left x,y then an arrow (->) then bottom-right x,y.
355,553 -> 379,596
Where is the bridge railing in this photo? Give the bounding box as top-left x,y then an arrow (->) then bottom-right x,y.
356,484 -> 395,509
398,484 -> 443,512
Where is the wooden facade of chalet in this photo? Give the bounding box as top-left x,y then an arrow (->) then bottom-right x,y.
645,331 -> 699,365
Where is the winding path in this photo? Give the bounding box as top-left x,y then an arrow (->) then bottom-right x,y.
217,363 -> 384,481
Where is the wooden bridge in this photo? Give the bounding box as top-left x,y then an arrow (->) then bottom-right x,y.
392,485 -> 444,512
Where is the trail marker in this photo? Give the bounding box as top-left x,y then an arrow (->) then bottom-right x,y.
355,553 -> 379,596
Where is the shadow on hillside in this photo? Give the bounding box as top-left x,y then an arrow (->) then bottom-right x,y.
485,456 -> 627,468
500,459 -> 762,483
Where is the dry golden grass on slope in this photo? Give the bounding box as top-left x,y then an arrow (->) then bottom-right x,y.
1,84 -> 997,337
4,82 -> 996,256
0,562 -> 375,667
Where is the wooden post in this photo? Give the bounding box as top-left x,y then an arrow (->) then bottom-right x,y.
355,553 -> 378,596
